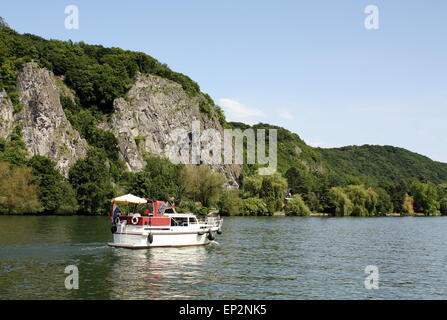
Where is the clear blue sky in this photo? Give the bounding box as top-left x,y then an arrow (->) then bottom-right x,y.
2,1 -> 447,161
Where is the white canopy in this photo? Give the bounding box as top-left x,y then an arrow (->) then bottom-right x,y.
112,194 -> 147,204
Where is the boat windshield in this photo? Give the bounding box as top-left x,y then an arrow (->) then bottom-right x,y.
114,203 -> 150,216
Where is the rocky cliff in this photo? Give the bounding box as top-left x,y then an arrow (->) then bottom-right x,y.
0,90 -> 14,138
105,73 -> 240,188
0,62 -> 88,176
0,63 -> 240,186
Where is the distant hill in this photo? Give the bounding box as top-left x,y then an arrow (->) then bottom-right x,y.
318,145 -> 447,186
228,122 -> 324,174
229,121 -> 447,187
2,18 -> 447,192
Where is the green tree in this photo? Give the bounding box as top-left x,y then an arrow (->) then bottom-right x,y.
439,198 -> 447,216
302,192 -> 320,212
285,194 -> 311,216
328,187 -> 354,216
68,149 -> 114,215
180,165 -> 225,207
409,181 -> 440,215
0,162 -> 41,214
240,197 -> 269,216
217,189 -> 242,216
28,155 -> 78,214
386,181 -> 408,213
375,187 -> 393,215
125,155 -> 184,201
259,173 -> 288,213
242,174 -> 263,197
285,165 -> 314,195
0,126 -> 28,167
402,193 -> 414,215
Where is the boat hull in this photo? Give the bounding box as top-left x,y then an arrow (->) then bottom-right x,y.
108,230 -> 214,249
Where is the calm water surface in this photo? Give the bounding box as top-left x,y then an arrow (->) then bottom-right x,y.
1,216 -> 447,299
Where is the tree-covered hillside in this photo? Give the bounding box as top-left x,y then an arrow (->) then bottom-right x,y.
1,18 -> 447,216
0,19 -> 221,117
228,122 -> 324,175
318,145 -> 447,186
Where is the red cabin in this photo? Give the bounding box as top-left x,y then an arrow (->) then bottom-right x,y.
110,194 -> 175,227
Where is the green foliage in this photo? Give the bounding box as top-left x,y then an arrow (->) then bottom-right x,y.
327,185 -> 391,216
374,187 -> 393,215
0,162 -> 41,214
439,198 -> 447,216
180,165 -> 225,207
3,19 -> 447,217
259,173 -> 288,213
60,96 -> 123,180
233,122 -> 323,175
0,24 -> 204,115
328,187 -> 354,216
68,149 -> 114,215
124,155 -> 184,201
217,189 -> 242,216
176,199 -> 200,214
285,194 -> 311,216
0,125 -> 28,167
242,174 -> 263,197
214,105 -> 227,126
402,193 -> 415,215
386,181 -> 409,213
240,197 -> 269,216
285,165 -> 315,195
343,185 -> 378,217
28,155 -> 78,214
409,181 -> 439,215
199,101 -> 212,115
319,145 -> 447,186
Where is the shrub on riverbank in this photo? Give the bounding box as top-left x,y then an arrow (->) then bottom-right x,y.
285,194 -> 311,216
240,197 -> 269,216
0,162 -> 41,214
217,189 -> 242,216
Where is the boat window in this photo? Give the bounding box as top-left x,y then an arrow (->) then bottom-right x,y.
171,217 -> 189,226
164,207 -> 175,213
189,217 -> 197,224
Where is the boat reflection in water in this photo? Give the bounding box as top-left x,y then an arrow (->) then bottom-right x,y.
107,244 -> 218,299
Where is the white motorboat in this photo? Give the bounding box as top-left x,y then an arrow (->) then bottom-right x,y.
108,194 -> 223,248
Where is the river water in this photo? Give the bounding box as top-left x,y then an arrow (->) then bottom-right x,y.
0,216 -> 446,300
